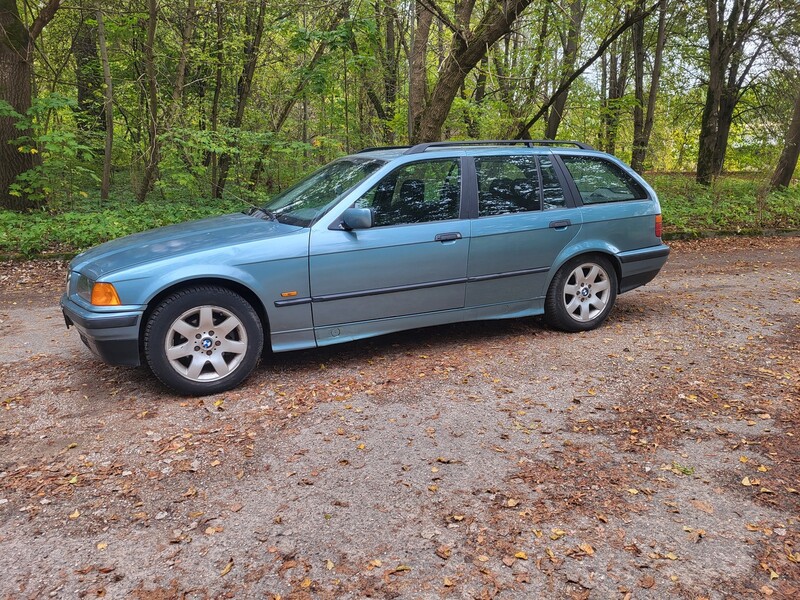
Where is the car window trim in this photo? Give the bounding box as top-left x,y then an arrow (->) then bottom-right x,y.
461,156 -> 478,220
547,153 -> 581,209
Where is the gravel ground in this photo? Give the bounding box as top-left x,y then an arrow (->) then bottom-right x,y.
0,236 -> 798,599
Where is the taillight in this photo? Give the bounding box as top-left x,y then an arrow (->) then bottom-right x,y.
655,214 -> 663,238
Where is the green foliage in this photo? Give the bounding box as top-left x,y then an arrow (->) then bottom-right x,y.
1,174 -> 797,257
650,174 -> 800,235
0,194 -> 247,257
0,94 -> 98,207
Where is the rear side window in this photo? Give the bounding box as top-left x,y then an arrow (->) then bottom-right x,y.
561,156 -> 648,204
540,155 -> 566,209
475,155 -> 540,216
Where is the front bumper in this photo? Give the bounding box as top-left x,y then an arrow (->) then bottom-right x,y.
60,294 -> 144,366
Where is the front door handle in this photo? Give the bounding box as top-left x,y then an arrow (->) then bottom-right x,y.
549,219 -> 571,229
435,232 -> 462,242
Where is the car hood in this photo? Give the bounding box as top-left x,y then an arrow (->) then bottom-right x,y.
71,213 -> 303,280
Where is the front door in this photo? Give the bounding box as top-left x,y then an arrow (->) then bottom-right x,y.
309,157 -> 469,342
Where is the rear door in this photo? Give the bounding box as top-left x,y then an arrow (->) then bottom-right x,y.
465,154 -> 583,308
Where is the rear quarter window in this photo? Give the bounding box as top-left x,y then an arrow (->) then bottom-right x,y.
561,156 -> 649,204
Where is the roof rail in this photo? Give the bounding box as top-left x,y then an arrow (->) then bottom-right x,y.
356,145 -> 412,153
402,140 -> 595,154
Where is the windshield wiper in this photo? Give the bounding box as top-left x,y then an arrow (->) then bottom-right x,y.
245,206 -> 277,221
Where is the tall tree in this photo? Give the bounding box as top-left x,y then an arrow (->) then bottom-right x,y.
545,0 -> 585,139
630,0 -> 668,173
515,3 -> 657,139
73,5 -> 104,135
96,8 -> 113,200
0,0 -> 61,210
213,0 -> 267,198
696,0 -> 769,184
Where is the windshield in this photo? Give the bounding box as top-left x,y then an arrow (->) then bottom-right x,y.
261,158 -> 384,226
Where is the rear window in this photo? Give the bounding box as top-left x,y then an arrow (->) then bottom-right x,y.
561,156 -> 648,204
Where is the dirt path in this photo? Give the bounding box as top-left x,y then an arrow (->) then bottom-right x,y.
0,237 -> 798,599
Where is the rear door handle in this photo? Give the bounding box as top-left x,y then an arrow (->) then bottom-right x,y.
549,219 -> 571,229
435,232 -> 462,242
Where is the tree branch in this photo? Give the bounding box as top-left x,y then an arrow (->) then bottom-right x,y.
516,1 -> 659,138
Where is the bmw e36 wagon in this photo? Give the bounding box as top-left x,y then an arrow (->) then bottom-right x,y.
61,141 -> 669,395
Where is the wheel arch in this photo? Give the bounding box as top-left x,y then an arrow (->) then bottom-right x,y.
139,277 -> 271,358
546,244 -> 623,294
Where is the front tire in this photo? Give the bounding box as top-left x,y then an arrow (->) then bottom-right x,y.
144,286 -> 263,395
545,255 -> 617,332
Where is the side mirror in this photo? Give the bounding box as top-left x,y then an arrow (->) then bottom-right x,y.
341,207 -> 373,230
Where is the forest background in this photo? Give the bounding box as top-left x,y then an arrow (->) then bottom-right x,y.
1,0 -> 799,256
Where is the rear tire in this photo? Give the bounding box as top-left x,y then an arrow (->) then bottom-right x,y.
545,255 -> 617,332
144,286 -> 263,395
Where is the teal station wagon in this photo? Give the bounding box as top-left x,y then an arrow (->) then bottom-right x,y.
61,141 -> 669,395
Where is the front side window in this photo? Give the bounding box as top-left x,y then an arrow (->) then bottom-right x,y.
262,158 -> 384,226
475,155 -> 540,216
355,159 -> 461,226
561,156 -> 648,204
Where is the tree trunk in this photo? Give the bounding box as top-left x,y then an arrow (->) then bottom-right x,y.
381,1 -> 398,144
770,85 -> 800,189
136,0 -> 160,202
546,0 -> 584,140
696,0 -> 769,184
74,6 -> 104,135
96,9 -> 114,201
209,1 -> 224,196
601,36 -> 630,154
0,0 -> 61,210
408,2 -> 433,141
712,87 -> 736,175
215,0 -> 267,198
631,0 -> 667,173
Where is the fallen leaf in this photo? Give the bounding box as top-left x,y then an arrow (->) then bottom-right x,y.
443,577 -> 455,587
390,564 -> 411,573
96,542 -> 108,550
220,558 -> 234,576
69,509 -> 80,520
690,499 -> 714,514
436,545 -> 452,560
300,578 -> 312,588
639,575 -> 656,589
550,529 -> 566,540
325,559 -> 334,570
579,543 -> 594,555
514,551 -> 528,560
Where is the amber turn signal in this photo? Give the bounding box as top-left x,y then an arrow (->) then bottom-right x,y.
91,282 -> 122,306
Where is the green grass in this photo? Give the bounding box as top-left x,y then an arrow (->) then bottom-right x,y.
1,174 -> 798,257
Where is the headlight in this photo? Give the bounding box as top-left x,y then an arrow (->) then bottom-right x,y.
77,274 -> 93,302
